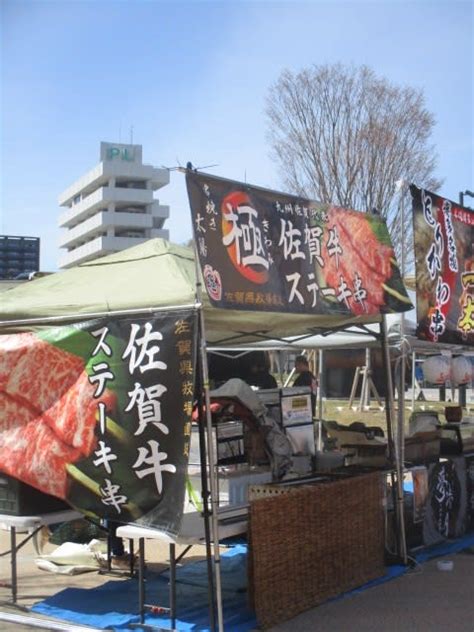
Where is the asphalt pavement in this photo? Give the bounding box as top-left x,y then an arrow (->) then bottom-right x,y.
1,523 -> 473,631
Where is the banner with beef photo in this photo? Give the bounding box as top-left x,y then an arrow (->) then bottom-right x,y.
0,310 -> 197,535
411,186 -> 474,345
186,171 -> 412,316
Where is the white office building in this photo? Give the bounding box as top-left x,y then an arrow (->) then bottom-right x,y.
58,142 -> 170,268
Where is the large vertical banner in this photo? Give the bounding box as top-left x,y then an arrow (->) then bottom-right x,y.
186,172 -> 412,316
0,310 -> 197,535
411,186 -> 474,345
422,458 -> 467,545
466,455 -> 474,532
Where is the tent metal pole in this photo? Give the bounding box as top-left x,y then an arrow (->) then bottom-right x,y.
193,246 -> 224,632
380,318 -> 396,462
411,351 -> 416,411
196,349 -> 216,631
364,348 -> 371,408
395,178 -> 408,564
317,349 -> 324,450
198,310 -> 225,632
0,303 -> 199,329
380,317 -> 406,563
284,366 -> 296,387
397,316 -> 408,564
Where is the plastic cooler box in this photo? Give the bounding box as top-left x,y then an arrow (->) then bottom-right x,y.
0,472 -> 70,516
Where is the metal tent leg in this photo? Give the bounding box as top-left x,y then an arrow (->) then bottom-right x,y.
170,543 -> 176,629
10,526 -> 17,603
138,538 -> 145,624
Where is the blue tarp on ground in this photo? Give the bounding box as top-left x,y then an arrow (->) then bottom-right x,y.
32,545 -> 255,631
31,535 -> 474,631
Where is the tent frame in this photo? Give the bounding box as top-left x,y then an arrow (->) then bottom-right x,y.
0,249 -> 410,632
207,323 -> 380,347
198,315 -> 408,631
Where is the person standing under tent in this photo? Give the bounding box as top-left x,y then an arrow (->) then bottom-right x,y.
248,359 -> 278,390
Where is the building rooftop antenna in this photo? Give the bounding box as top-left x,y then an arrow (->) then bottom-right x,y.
130,125 -> 134,144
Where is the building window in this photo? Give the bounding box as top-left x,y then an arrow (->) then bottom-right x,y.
116,180 -> 146,189
116,229 -> 145,238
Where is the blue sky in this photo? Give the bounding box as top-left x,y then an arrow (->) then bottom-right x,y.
1,0 -> 472,270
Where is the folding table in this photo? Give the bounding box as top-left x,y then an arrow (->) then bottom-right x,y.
116,507 -> 248,629
0,509 -> 82,603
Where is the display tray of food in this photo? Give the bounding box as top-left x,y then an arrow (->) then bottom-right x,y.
404,430 -> 441,464
324,420 -> 385,444
323,420 -> 388,468
342,444 -> 388,468
438,422 -> 474,455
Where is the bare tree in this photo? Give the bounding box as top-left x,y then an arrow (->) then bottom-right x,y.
266,63 -> 442,267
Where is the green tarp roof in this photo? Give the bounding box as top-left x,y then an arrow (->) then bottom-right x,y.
0,239 -> 388,345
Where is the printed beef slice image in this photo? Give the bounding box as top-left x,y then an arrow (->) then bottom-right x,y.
45,371 -> 117,457
0,334 -> 117,500
325,209 -> 394,315
0,392 -> 38,432
6,338 -> 84,414
0,333 -> 36,389
0,419 -> 81,499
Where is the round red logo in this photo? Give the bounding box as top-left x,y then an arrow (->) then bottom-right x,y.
221,191 -> 269,285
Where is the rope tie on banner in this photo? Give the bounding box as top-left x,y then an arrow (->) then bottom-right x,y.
186,476 -> 203,513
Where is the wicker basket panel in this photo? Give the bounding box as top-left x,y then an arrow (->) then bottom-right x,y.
249,473 -> 385,629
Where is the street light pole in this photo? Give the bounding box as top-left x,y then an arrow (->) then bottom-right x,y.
458,190 -> 473,408
459,190 -> 474,208
394,179 -> 408,565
